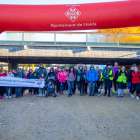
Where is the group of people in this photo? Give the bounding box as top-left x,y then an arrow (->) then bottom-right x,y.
0,62 -> 140,100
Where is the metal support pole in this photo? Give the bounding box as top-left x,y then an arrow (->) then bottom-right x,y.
22,32 -> 24,45
86,34 -> 88,46
118,34 -> 119,47
54,33 -> 56,45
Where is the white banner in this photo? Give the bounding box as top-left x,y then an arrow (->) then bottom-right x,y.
0,77 -> 44,88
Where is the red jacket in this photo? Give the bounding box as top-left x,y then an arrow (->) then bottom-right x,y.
0,72 -> 7,77
132,71 -> 140,84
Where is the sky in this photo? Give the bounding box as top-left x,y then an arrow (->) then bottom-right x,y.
0,0 -> 124,5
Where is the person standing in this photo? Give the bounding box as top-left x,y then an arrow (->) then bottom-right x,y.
131,67 -> 140,99
54,67 -> 61,93
58,67 -> 67,94
127,64 -> 136,95
116,66 -> 128,97
66,66 -> 76,97
77,64 -> 86,96
37,63 -> 47,96
113,62 -> 118,94
103,62 -> 114,97
27,68 -> 33,95
15,68 -> 26,98
5,69 -> 14,99
72,66 -> 77,94
65,66 -> 69,91
84,66 -> 88,94
95,66 -> 101,94
86,65 -> 99,96
32,68 -> 39,97
0,68 -> 7,99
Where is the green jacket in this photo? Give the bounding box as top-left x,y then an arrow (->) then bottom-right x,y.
103,67 -> 114,80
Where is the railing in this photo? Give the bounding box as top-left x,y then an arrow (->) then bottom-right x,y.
0,32 -> 140,47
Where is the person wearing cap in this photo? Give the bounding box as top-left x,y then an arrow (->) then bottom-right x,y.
58,67 -> 67,94
103,62 -> 114,97
113,62 -> 118,94
131,67 -> 140,99
127,64 -> 136,95
87,65 -> 99,96
116,66 -> 128,97
15,68 -> 26,98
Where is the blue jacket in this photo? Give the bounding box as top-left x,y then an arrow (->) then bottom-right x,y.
86,69 -> 99,83
27,73 -> 32,79
31,71 -> 38,79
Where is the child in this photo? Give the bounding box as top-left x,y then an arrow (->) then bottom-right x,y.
45,80 -> 56,97
40,73 -> 46,96
116,66 -> 128,97
5,69 -> 14,99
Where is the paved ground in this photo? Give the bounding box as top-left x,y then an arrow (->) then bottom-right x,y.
0,89 -> 140,140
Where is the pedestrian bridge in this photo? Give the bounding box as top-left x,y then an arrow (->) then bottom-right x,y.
0,32 -> 140,69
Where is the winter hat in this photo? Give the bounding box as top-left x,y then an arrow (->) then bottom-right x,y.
71,65 -> 74,68
18,68 -> 22,70
107,62 -> 112,66
132,64 -> 136,67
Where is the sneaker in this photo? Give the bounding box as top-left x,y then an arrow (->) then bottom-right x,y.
9,96 -> 11,99
68,94 -> 70,97
36,94 -> 39,97
89,94 -> 92,96
98,94 -> 100,97
5,96 -> 9,99
131,94 -> 134,98
42,94 -> 45,97
136,96 -> 139,100
34,95 -> 36,97
117,95 -> 120,98
0,96 -> 3,99
121,96 -> 123,98
29,92 -> 31,95
104,93 -> 107,96
114,91 -> 117,94
39,94 -> 42,97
